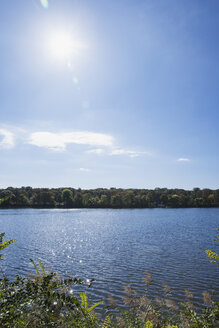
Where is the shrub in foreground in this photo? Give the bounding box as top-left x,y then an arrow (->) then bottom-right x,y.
0,222 -> 219,327
0,260 -> 101,327
0,259 -> 218,327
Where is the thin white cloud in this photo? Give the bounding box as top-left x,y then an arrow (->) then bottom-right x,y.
29,132 -> 66,151
87,148 -> 105,155
64,131 -> 113,147
177,158 -> 190,162
110,148 -> 143,158
0,126 -> 149,158
0,129 -> 15,149
87,147 -> 149,158
28,131 -> 114,151
79,167 -> 90,172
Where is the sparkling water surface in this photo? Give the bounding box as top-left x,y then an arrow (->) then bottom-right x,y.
0,208 -> 218,309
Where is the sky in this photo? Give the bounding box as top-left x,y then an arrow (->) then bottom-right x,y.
0,0 -> 219,189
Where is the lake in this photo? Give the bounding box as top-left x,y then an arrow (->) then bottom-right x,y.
0,208 -> 218,310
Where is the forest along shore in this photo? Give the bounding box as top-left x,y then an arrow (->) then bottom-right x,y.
1,187 -> 219,208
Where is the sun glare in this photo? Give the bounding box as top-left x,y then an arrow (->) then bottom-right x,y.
49,31 -> 74,60
47,30 -> 85,61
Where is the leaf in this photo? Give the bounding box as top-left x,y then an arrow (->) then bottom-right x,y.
145,321 -> 153,328
102,315 -> 111,328
87,300 -> 103,313
0,233 -> 15,259
79,292 -> 88,311
0,197 -> 9,205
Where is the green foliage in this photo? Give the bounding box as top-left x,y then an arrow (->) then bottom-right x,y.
180,301 -> 219,327
206,228 -> 219,265
0,216 -> 219,327
101,316 -> 111,328
0,259 -> 218,327
1,187 -> 219,208
80,292 -> 103,314
0,260 -> 101,327
0,198 -> 15,258
0,196 -> 9,204
62,189 -> 74,208
205,250 -> 219,264
0,233 -> 15,259
145,321 -> 153,328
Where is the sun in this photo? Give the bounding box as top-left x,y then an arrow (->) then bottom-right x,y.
48,31 -> 75,60
43,27 -> 87,65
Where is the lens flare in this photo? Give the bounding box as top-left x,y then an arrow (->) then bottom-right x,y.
73,77 -> 79,84
40,0 -> 49,9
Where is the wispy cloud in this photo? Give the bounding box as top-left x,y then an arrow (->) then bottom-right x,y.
87,148 -> 105,155
0,126 -> 149,158
87,147 -> 150,158
109,148 -> 144,158
79,167 -> 90,172
177,158 -> 190,162
0,129 -> 15,149
28,131 -> 114,151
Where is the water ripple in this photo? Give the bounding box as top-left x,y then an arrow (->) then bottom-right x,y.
0,208 -> 218,310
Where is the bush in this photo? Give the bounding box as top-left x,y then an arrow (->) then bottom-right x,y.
0,260 -> 101,327
0,209 -> 218,327
0,260 -> 218,327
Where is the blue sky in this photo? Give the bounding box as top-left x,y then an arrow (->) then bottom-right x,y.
0,0 -> 219,189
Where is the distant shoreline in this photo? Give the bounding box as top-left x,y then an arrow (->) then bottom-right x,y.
1,187 -> 219,209
0,206 -> 219,209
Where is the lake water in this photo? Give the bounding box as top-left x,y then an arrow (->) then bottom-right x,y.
0,208 -> 218,310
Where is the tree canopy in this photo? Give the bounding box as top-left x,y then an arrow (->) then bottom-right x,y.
0,187 -> 219,209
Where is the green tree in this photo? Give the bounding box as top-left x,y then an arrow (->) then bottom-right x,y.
74,191 -> 83,208
62,189 -> 74,208
110,194 -> 122,208
99,194 -> 108,208
122,190 -> 134,208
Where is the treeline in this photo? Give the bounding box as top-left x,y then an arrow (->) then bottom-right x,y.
0,186 -> 219,208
